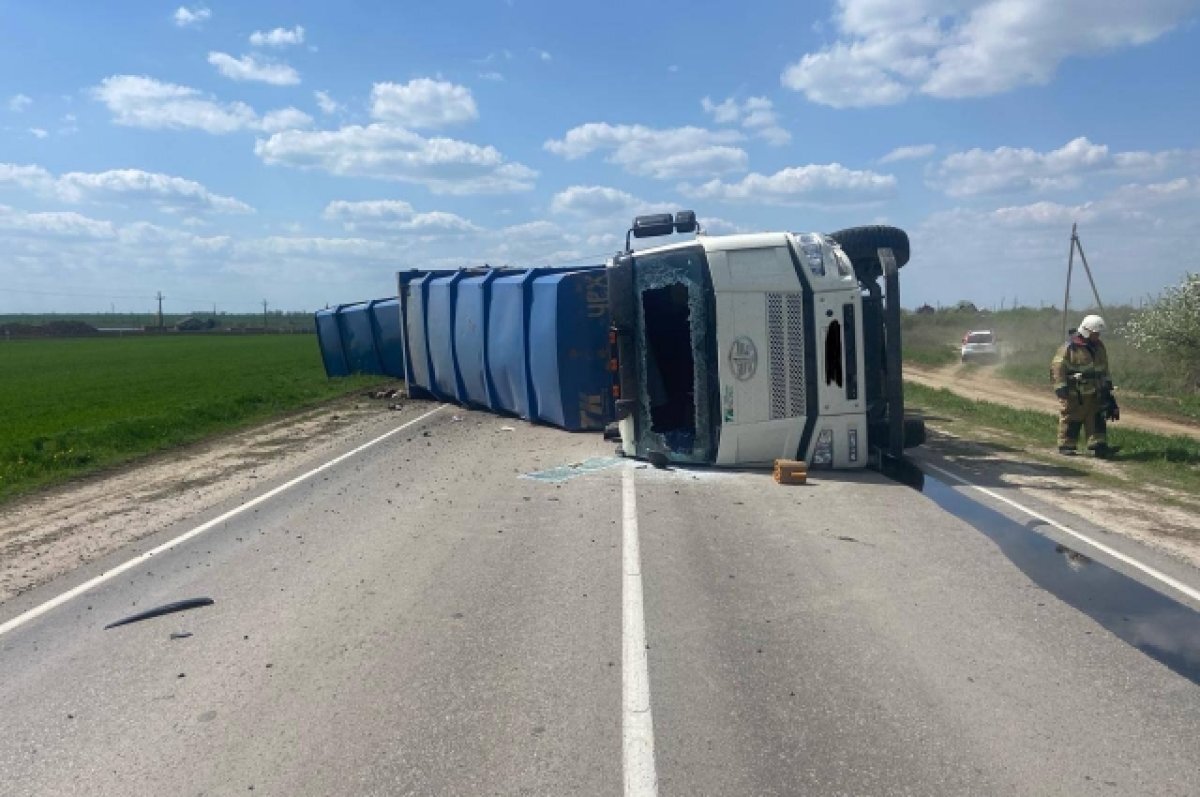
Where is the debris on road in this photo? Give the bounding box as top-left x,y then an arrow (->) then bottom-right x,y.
103,597 -> 215,630
774,459 -> 808,485
522,457 -> 623,484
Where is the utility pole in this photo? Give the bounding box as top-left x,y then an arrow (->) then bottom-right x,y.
156,291 -> 164,330
1061,223 -> 1105,339
262,299 -> 268,332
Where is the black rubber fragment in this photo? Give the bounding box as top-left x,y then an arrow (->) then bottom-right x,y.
103,598 -> 214,630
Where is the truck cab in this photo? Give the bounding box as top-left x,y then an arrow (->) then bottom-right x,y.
609,214 -> 912,470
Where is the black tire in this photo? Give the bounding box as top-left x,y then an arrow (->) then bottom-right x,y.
827,225 -> 910,284
903,416 -> 926,449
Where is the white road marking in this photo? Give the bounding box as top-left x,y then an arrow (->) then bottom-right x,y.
924,461 -> 1200,605
622,466 -> 659,797
0,404 -> 448,638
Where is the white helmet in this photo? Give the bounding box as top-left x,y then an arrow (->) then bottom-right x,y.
1079,314 -> 1106,335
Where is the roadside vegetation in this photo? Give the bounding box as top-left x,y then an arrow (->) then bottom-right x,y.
0,310 -> 317,333
905,382 -> 1200,499
0,335 -> 380,503
903,304 -> 1200,423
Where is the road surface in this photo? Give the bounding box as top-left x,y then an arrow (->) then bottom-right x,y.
2,401 -> 1198,796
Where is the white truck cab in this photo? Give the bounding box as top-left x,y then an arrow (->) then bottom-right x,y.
609,213 -> 914,470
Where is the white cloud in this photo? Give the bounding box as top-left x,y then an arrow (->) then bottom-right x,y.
701,96 -> 791,145
1,163 -> 254,215
536,49 -> 552,61
8,94 -> 32,112
478,71 -> 505,82
783,0 -> 1196,107
259,107 -> 314,132
880,144 -> 936,163
369,79 -> 478,129
314,90 -> 341,114
92,75 -> 312,134
0,164 -> 54,191
911,175 -> 1200,307
254,123 -> 537,194
208,52 -> 301,86
550,185 -> 643,216
323,199 -> 480,233
0,204 -> 117,239
929,137 -> 1196,197
58,170 -> 254,214
249,26 -> 305,47
680,163 -> 897,206
28,128 -> 48,139
173,6 -> 210,28
545,123 -> 747,179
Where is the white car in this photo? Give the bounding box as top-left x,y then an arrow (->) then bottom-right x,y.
961,330 -> 998,363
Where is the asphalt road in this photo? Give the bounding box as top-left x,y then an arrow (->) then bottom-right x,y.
2,401 -> 1198,796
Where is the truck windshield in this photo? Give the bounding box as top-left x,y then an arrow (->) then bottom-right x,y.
632,245 -> 718,464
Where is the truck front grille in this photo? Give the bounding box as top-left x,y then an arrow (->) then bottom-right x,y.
767,292 -> 806,420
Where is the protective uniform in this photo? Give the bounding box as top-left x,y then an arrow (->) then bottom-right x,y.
1050,315 -> 1110,454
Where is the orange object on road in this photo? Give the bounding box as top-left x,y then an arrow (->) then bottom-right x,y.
774,459 -> 808,485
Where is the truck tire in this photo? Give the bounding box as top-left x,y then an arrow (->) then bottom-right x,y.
827,225 -> 910,284
904,416 -> 925,448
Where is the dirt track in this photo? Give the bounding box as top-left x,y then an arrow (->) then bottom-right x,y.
905,363 -> 1200,441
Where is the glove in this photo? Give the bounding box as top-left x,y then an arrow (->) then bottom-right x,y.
1055,385 -> 1070,400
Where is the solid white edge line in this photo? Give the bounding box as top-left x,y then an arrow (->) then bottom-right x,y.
0,404 -> 448,638
622,466 -> 658,797
923,461 -> 1200,605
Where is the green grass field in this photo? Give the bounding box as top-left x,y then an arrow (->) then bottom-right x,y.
903,306 -> 1200,422
0,335 -> 381,502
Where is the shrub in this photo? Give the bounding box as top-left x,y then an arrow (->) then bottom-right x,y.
1123,274 -> 1200,388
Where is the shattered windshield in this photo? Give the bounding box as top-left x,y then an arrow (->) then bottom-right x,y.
632,246 -> 718,464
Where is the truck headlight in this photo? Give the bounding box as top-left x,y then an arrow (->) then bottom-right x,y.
811,428 -> 834,466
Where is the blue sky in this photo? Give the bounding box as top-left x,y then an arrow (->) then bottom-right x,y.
2,0 -> 1198,314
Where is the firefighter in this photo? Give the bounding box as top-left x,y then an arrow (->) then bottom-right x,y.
1051,314 -> 1117,457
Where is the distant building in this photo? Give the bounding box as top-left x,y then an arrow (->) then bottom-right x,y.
176,316 -> 217,331
916,304 -> 936,315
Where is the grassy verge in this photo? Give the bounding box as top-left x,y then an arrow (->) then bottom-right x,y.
905,381 -> 1200,497
0,336 -> 383,503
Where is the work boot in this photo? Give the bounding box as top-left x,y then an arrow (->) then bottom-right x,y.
1089,442 -> 1114,459
1058,445 -> 1077,456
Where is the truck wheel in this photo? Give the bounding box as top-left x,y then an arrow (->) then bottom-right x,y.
828,225 -> 910,284
904,416 -> 926,448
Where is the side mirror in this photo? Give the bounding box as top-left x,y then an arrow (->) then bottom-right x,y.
632,213 -> 675,239
674,210 -> 697,234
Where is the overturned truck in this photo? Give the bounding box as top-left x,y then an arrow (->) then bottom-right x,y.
317,213 -> 923,470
